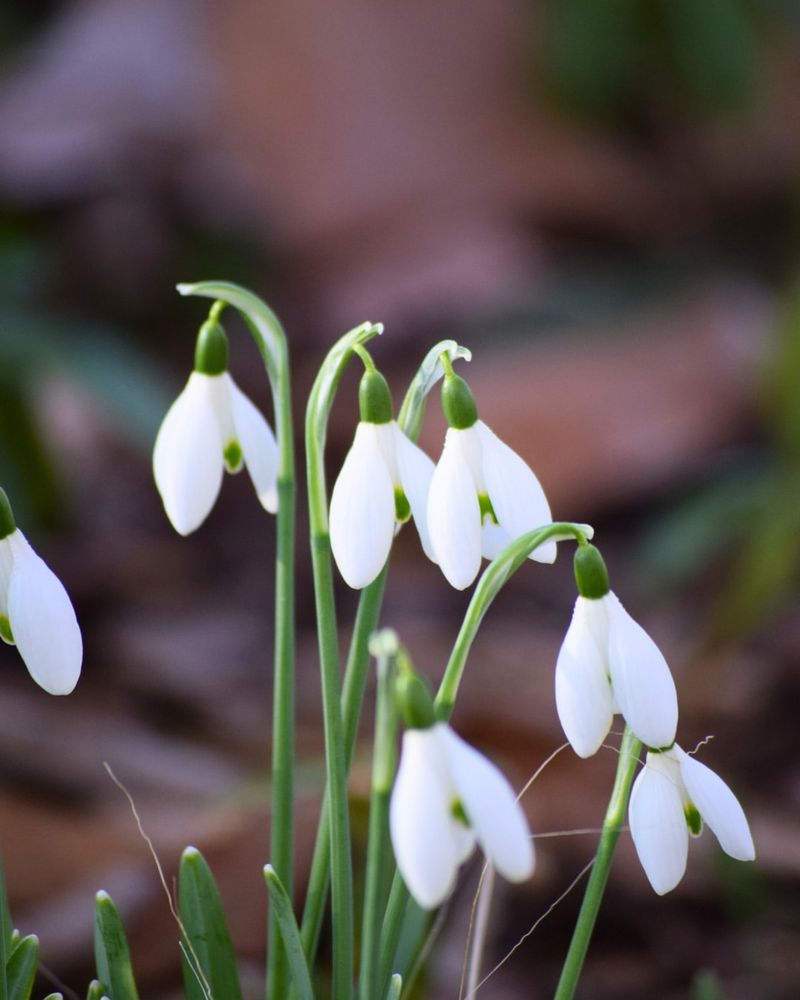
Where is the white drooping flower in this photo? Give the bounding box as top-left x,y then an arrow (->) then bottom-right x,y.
389,721 -> 534,909
629,744 -> 755,895
329,420 -> 435,589
555,590 -> 679,757
0,525 -> 82,695
153,371 -> 278,536
427,417 -> 554,590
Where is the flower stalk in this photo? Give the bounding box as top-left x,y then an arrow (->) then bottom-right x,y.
554,725 -> 641,1000
175,282 -> 296,1000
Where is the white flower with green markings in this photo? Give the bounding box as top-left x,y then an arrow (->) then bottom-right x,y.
629,744 -> 755,894
555,545 -> 679,757
330,364 -> 434,589
427,366 -> 554,590
153,317 -> 278,535
0,490 -> 82,695
389,668 -> 533,909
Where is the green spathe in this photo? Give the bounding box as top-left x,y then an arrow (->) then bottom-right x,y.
194,317 -> 229,375
359,368 -> 393,424
574,543 -> 610,599
441,372 -> 478,429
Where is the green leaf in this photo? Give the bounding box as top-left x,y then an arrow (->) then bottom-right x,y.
85,981 -> 110,1000
0,854 -> 11,1000
42,994 -> 64,999
263,866 -> 314,1000
178,847 -> 242,1000
93,892 -> 140,1000
6,935 -> 38,1000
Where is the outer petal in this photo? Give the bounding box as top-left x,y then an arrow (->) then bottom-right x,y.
330,423 -> 395,589
227,374 -> 279,513
439,724 -> 534,882
152,373 -> 224,535
675,747 -> 755,862
389,728 -> 461,909
427,430 -> 482,589
476,421 -> 555,564
629,751 -> 688,894
7,531 -> 82,695
555,598 -> 615,758
393,425 -> 436,561
606,593 -> 678,750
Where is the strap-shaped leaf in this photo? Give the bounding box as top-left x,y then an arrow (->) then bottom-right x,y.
93,892 -> 139,1000
178,847 -> 242,1000
85,981 -> 110,1000
6,935 -> 38,1000
263,866 -> 314,1000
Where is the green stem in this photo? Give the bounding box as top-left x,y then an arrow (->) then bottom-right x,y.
305,321 -> 384,1000
554,726 -> 641,1000
299,568 -> 387,964
359,633 -> 399,1000
176,282 -> 296,1000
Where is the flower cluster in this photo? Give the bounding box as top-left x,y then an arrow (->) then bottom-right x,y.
555,543 -> 754,893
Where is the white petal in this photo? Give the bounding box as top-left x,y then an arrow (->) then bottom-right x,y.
439,724 -> 534,882
427,430 -> 482,589
476,421 -> 555,564
7,531 -> 82,695
389,728 -> 461,909
392,425 -> 436,561
629,751 -> 688,894
329,423 -> 395,589
227,374 -> 279,513
152,373 -> 224,535
480,519 -> 512,560
555,598 -> 615,758
676,747 -> 755,862
606,593 -> 678,750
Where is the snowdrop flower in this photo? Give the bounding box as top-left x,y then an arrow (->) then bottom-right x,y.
153,316 -> 278,535
389,668 -> 533,909
427,364 -> 554,590
629,743 -> 755,895
555,544 -> 678,757
330,362 -> 435,589
0,489 -> 82,695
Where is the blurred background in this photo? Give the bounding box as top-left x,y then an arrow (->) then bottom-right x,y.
1,0 -> 799,996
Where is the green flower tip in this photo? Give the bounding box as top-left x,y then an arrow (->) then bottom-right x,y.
0,488 -> 16,539
396,667 -> 436,730
574,543 -> 610,599
194,317 -> 229,375
441,371 -> 478,429
359,367 -> 393,424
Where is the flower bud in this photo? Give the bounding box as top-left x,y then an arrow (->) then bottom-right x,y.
194,318 -> 229,375
358,368 -> 393,424
441,373 -> 478,430
573,543 -> 610,599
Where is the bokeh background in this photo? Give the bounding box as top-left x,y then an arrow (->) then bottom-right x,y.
1,1 -> 799,997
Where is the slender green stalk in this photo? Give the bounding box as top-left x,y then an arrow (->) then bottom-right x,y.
298,338 -> 472,972
306,321 -> 383,1000
554,726 -> 641,1000
379,521 -> 594,988
177,282 -> 296,1000
359,632 -> 400,1000
299,568 -> 387,964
